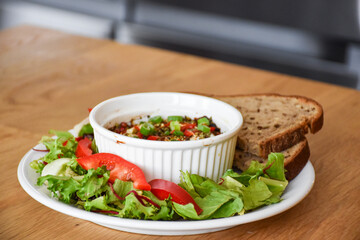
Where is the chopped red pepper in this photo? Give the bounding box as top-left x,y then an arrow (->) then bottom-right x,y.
62,140 -> 68,146
75,138 -> 93,158
75,137 -> 83,142
184,130 -> 194,137
137,132 -> 143,139
181,123 -> 196,131
147,135 -> 159,141
210,127 -> 216,132
116,127 -> 126,134
77,153 -> 151,191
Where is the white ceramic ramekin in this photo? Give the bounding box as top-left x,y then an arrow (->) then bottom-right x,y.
89,92 -> 243,183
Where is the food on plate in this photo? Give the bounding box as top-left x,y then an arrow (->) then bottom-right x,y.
30,125 -> 289,220
107,115 -> 221,141
213,93 -> 323,180
30,92 -> 322,221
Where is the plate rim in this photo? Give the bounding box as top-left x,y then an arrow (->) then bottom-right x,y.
17,146 -> 315,232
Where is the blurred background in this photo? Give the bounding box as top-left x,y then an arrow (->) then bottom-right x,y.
1,0 -> 360,90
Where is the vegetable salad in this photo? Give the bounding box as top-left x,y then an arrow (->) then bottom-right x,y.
30,124 -> 288,220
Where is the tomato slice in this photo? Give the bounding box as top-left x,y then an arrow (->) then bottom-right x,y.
149,179 -> 203,215
77,153 -> 151,191
75,138 -> 93,158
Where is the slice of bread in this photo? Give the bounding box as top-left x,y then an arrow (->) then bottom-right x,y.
233,138 -> 310,180
215,94 -> 323,158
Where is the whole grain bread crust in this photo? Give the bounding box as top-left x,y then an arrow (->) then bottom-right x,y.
204,93 -> 323,158
233,138 -> 310,180
283,139 -> 310,180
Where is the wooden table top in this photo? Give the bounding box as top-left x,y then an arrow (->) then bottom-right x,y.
1,26 -> 359,240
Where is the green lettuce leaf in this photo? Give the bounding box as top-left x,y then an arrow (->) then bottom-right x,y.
78,123 -> 93,137
68,158 -> 87,175
83,196 -> 119,213
106,179 -> 134,203
222,169 -> 252,186
118,193 -> 159,219
221,152 -> 288,211
173,191 -> 227,220
178,171 -> 202,199
263,153 -> 286,181
175,172 -> 244,220
37,175 -> 81,203
243,161 -> 265,176
31,130 -> 77,174
210,197 -> 244,219
76,167 -> 110,200
240,178 -> 273,210
38,166 -> 109,203
259,176 -> 288,204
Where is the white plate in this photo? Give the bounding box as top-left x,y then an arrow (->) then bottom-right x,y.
17,145 -> 315,236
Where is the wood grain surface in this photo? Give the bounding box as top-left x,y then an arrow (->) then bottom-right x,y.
1,26 -> 359,240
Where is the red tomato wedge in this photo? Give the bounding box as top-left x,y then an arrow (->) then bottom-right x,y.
149,179 -> 203,215
75,138 -> 93,158
77,153 -> 151,191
